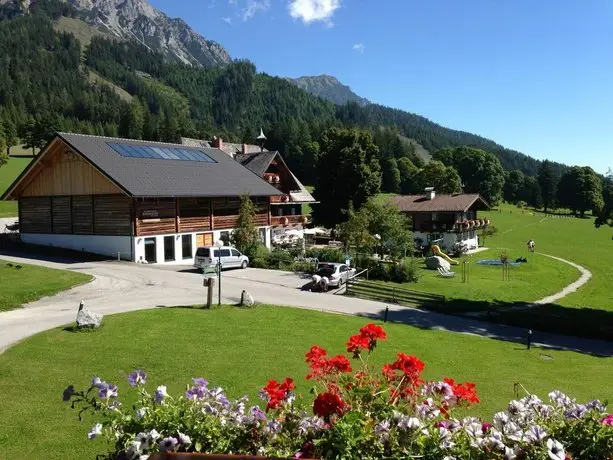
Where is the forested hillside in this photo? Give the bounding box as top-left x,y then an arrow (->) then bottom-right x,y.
0,0 -> 567,188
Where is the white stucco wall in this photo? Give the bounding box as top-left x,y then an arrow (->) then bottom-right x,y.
20,233 -> 133,260
133,226 -> 272,265
414,231 -> 479,252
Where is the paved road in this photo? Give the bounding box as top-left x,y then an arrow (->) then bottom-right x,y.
1,253 -> 612,357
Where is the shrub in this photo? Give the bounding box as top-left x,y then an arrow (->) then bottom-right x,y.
267,248 -> 293,269
244,243 -> 269,261
67,324 -> 613,459
368,262 -> 392,281
290,260 -> 316,275
391,258 -> 420,283
305,247 -> 345,263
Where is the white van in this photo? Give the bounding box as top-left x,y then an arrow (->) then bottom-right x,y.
194,246 -> 250,271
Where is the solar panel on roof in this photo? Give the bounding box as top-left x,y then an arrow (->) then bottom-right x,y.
107,143 -> 217,163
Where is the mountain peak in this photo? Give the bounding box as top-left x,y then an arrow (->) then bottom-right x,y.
287,75 -> 370,106
65,0 -> 231,67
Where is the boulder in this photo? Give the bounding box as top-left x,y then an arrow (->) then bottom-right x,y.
240,290 -> 255,307
424,256 -> 451,271
76,302 -> 103,329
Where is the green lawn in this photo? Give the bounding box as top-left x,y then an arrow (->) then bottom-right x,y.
402,250 -> 578,305
0,260 -> 93,311
0,306 -> 610,459
1,155 -> 31,216
482,204 -> 613,311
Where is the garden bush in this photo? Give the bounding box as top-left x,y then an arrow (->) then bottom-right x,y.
68,323 -> 613,459
305,247 -> 345,263
291,260 -> 316,275
368,262 -> 392,282
267,248 -> 294,269
517,200 -> 527,208
390,258 -> 420,283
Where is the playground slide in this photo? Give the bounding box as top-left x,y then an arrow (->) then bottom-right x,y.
431,245 -> 459,265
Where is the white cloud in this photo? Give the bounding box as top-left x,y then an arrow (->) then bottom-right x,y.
288,0 -> 341,25
222,16 -> 233,25
240,0 -> 271,20
352,43 -> 365,54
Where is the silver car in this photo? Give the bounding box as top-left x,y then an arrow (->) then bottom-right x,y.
194,246 -> 249,271
312,262 -> 356,288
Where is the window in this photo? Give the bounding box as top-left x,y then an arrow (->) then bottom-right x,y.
231,249 -> 240,256
212,249 -> 220,258
182,235 -> 193,259
259,228 -> 267,243
196,247 -> 210,257
431,212 -> 439,221
340,265 -> 348,272
220,231 -> 231,245
164,236 -> 175,262
221,249 -> 231,257
107,143 -> 217,163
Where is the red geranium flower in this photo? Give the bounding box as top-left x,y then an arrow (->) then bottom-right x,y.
360,323 -> 387,341
443,378 -> 480,405
305,346 -> 328,365
262,377 -> 295,411
346,334 -> 370,357
328,355 -> 352,373
313,391 -> 346,419
384,353 -> 425,383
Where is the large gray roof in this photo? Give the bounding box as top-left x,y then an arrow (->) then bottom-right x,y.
234,151 -> 279,177
58,133 -> 283,198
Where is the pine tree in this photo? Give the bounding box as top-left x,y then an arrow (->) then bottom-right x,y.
231,195 -> 260,253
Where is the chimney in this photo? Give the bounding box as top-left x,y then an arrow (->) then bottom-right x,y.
425,187 -> 435,200
242,144 -> 248,154
212,136 -> 223,151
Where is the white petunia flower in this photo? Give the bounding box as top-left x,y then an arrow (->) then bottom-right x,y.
135,408 -> 147,420
88,423 -> 103,440
547,438 -> 565,460
504,446 -> 521,460
148,429 -> 160,441
178,431 -> 192,445
526,424 -> 548,443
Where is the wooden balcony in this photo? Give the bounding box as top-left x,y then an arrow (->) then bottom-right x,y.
271,215 -> 309,227
415,218 -> 491,233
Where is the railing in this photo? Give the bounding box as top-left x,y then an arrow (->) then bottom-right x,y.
271,215 -> 308,226
345,279 -> 446,308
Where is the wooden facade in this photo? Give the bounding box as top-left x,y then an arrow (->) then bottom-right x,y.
15,139 -> 123,198
19,194 -> 133,236
12,137 -> 273,239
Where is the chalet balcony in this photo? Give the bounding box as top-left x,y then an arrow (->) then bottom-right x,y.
415,219 -> 490,233
270,194 -> 291,204
271,215 -> 309,227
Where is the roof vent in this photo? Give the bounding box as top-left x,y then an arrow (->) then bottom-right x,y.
425,187 -> 435,200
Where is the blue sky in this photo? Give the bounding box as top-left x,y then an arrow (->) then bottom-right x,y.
148,0 -> 613,173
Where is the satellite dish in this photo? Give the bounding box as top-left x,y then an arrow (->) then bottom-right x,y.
257,128 -> 267,140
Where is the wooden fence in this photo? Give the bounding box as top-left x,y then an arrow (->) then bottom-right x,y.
345,278 -> 446,308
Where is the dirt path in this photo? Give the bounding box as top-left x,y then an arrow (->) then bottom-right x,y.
534,253 -> 592,305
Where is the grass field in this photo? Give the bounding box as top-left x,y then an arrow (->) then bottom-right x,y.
396,250 -> 578,305
0,306 -> 610,459
481,204 -> 612,311
0,155 -> 31,216
0,260 -> 93,312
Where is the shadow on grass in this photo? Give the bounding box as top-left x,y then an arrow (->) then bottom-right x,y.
0,240 -> 112,264
62,325 -> 103,333
353,298 -> 613,357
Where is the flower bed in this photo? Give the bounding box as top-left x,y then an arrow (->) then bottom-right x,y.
66,324 -> 613,459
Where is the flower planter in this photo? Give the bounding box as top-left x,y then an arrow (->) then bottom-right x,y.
150,454 -> 316,460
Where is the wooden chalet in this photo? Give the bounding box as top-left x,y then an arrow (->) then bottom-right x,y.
2,133 -> 282,264
391,188 -> 490,251
181,137 -> 316,233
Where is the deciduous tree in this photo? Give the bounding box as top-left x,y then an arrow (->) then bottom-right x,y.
313,128 -> 381,228
413,160 -> 462,195
433,146 -> 505,205
503,170 -> 525,204
538,160 -> 557,212
556,166 -> 603,217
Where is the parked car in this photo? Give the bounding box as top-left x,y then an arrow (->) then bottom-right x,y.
194,246 -> 249,271
311,262 -> 356,289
